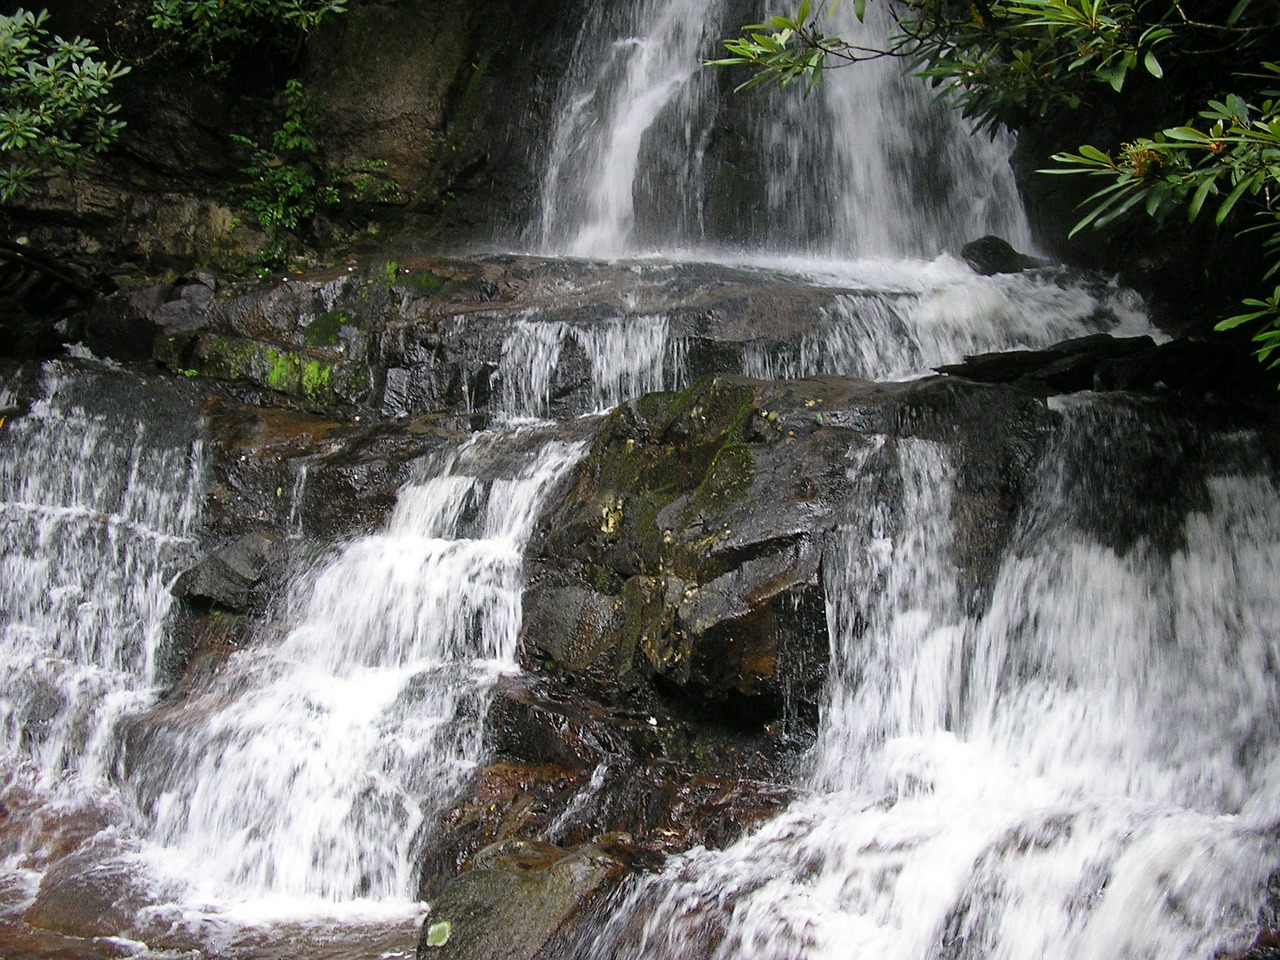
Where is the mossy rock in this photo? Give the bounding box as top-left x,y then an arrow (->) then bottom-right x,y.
155,331 -> 368,411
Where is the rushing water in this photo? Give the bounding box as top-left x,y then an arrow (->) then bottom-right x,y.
0,360 -> 586,954
575,397 -> 1280,960
0,362 -> 203,789
129,430 -> 585,909
532,0 -> 1030,258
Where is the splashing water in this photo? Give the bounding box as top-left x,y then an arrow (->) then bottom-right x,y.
580,396 -> 1280,960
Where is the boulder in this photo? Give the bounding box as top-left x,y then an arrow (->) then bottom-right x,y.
960,235 -> 1045,275
416,838 -> 636,960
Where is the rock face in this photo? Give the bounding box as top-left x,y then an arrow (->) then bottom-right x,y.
519,373 -> 1048,728
2,0 -> 582,319
416,838 -> 638,960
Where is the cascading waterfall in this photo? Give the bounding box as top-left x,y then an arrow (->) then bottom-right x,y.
128,429 -> 585,907
532,0 -> 1031,258
3,1 -> 1264,957
575,397 -> 1280,960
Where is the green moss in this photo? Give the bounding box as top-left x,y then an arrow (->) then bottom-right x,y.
304,309 -> 349,347
265,348 -> 299,392
399,269 -> 459,296
633,390 -> 679,426
377,258 -> 400,287
696,442 -> 754,509
301,359 -> 332,401
183,334 -> 337,407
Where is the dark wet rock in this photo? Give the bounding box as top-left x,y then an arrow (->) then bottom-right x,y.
125,255 -> 888,420
419,671 -> 796,902
409,374 -> 1050,909
22,835 -> 173,941
961,235 -> 1045,275
172,530 -> 285,612
937,333 -> 1268,397
416,837 -> 639,960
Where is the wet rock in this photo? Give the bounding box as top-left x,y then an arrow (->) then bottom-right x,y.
938,333 -> 1267,397
961,235 -> 1045,275
416,838 -> 638,960
171,530 -> 285,612
22,835 -> 175,941
526,374 -> 1049,732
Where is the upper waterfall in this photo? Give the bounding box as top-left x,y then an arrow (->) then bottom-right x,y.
529,0 -> 1033,259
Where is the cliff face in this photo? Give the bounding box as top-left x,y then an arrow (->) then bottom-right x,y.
0,0 -> 581,328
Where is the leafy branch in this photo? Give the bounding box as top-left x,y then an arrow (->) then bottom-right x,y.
0,8 -> 131,205
149,0 -> 347,75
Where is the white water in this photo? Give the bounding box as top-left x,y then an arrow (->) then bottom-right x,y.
130,429 -> 585,909
532,0 -> 1031,258
494,314 -> 689,418
0,362 -> 203,788
0,361 -> 588,952
580,398 -> 1280,960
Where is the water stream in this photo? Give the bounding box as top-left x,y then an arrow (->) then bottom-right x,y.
2,0 -> 1275,957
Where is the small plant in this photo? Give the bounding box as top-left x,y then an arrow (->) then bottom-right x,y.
231,79 -> 338,236
232,80 -> 400,274
0,8 -> 131,204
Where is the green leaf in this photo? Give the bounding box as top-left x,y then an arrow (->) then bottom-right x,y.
1227,0 -> 1254,27
1076,143 -> 1111,164
1162,126 -> 1210,143
1143,51 -> 1162,79
1216,174 -> 1259,225
1188,174 -> 1217,221
1216,309 -> 1274,331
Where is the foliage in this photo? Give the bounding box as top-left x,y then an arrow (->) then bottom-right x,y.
1049,67 -> 1280,359
149,0 -> 346,74
232,79 -> 397,274
231,79 -> 339,234
0,8 -> 131,205
711,1 -> 1280,369
708,0 -> 875,92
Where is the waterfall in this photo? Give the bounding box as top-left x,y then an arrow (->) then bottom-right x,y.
531,0 -> 1031,258
577,396 -> 1280,960
0,361 -> 203,789
126,428 -> 585,907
